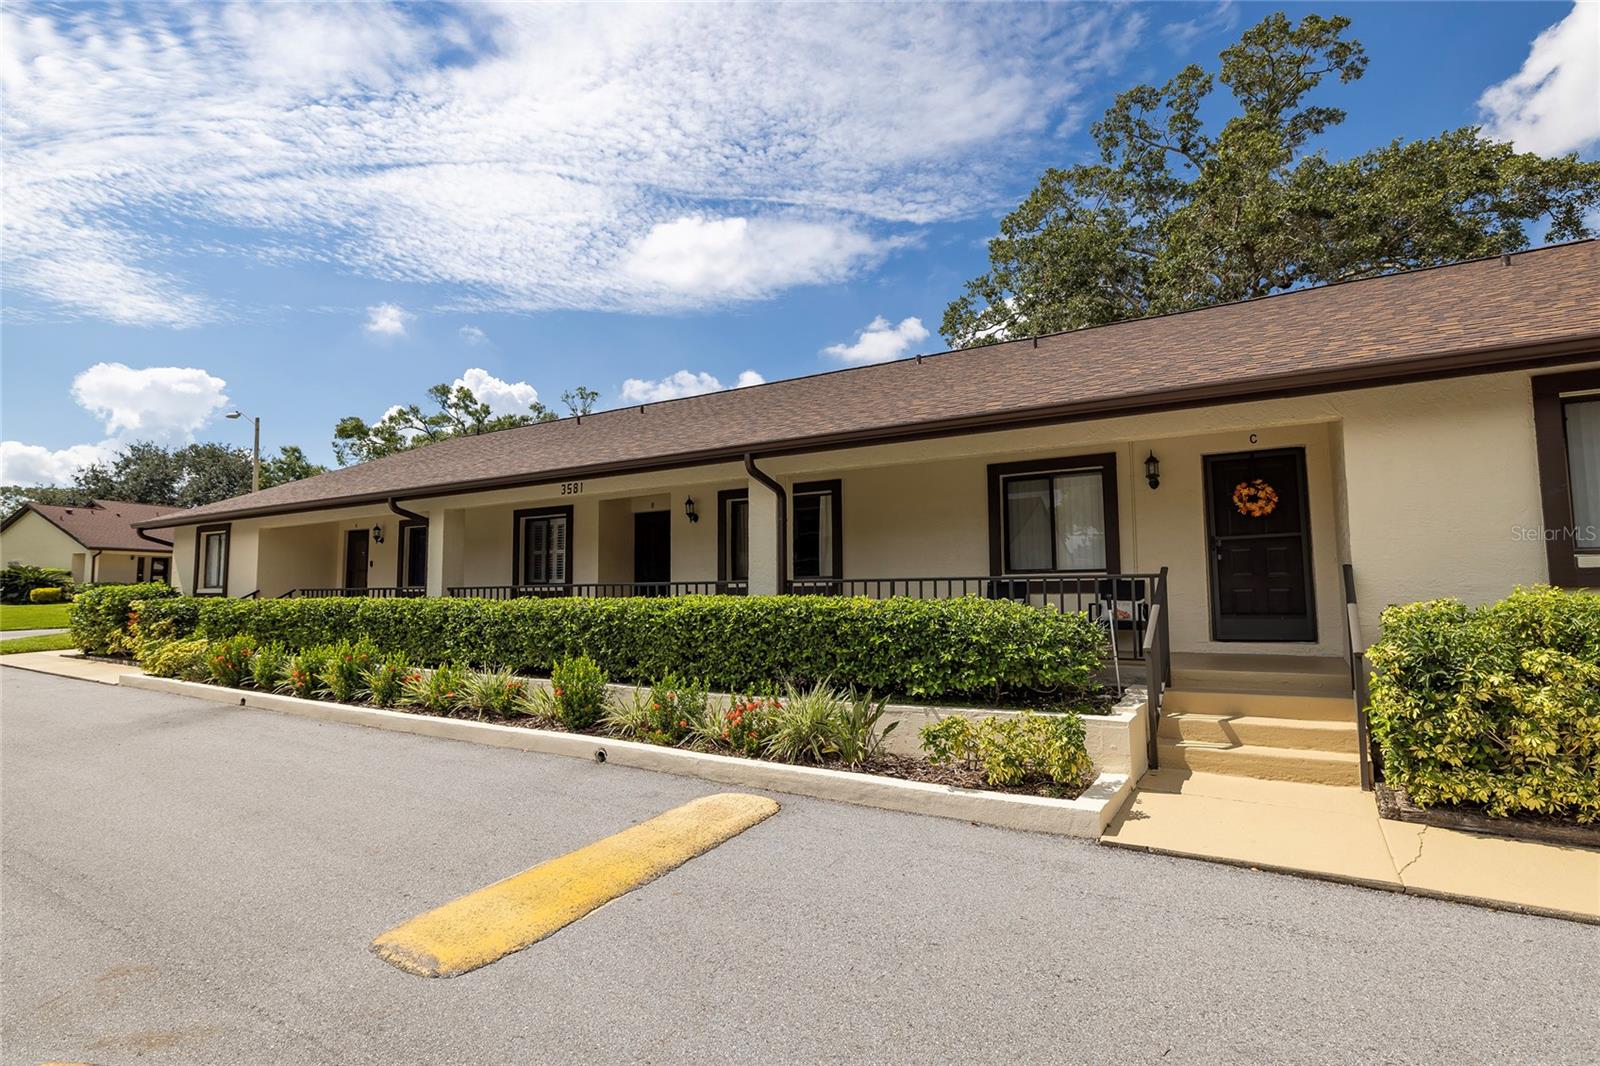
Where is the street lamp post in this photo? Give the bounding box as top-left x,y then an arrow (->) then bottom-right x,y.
226,410 -> 261,494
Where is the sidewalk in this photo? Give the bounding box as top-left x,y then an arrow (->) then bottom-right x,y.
1103,769 -> 1599,923
0,649 -> 136,686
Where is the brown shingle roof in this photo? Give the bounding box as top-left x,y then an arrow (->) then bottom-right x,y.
143,241 -> 1600,529
8,500 -> 175,551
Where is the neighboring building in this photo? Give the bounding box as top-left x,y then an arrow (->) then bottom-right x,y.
1,499 -> 176,584
134,242 -> 1599,783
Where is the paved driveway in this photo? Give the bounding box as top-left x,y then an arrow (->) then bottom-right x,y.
3,668 -> 1596,1065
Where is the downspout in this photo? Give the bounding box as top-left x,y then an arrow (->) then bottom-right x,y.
89,550 -> 101,584
387,497 -> 427,524
744,454 -> 788,594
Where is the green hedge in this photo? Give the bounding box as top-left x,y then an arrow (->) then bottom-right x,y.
68,582 -> 180,655
1367,586 -> 1600,823
129,594 -> 1105,701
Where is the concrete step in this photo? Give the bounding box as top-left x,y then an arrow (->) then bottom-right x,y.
1157,738 -> 1361,787
1169,659 -> 1351,696
1159,711 -> 1358,753
1163,688 -> 1355,722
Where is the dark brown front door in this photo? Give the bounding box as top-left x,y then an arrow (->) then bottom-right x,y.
1204,448 -> 1316,641
344,529 -> 369,590
634,511 -> 670,591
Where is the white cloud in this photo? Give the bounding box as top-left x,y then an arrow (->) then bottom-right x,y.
1479,2 -> 1600,156
70,363 -> 230,438
2,360 -> 230,485
364,303 -> 413,337
458,324 -> 487,345
453,367 -> 539,418
0,2 -> 1140,322
622,216 -> 887,304
0,439 -> 118,486
1159,2 -> 1239,54
822,316 -> 931,365
619,369 -> 766,403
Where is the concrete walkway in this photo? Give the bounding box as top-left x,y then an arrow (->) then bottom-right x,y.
1103,769 -> 1600,923
0,648 -> 133,685
2,626 -> 68,640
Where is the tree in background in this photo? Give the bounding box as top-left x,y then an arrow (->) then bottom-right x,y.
1,440 -> 328,520
941,11 -> 1600,347
261,445 -> 326,489
333,380 -> 597,465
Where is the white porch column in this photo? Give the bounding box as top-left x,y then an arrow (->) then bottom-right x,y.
746,472 -> 782,596
425,508 -> 465,597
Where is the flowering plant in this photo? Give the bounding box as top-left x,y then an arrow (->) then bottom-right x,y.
550,655 -> 608,730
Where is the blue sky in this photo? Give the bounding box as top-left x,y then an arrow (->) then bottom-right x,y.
2,1 -> 1596,484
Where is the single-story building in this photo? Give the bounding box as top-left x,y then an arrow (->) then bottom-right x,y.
1,499 -> 175,584
137,242 -> 1600,786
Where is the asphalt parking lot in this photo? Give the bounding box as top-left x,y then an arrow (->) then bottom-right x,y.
3,667 -> 1597,1065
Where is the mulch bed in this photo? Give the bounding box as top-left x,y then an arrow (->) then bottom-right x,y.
435,704 -> 1088,797
242,697 -> 1092,801
1375,783 -> 1600,851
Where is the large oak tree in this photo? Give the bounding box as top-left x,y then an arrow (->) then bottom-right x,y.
941,12 -> 1600,347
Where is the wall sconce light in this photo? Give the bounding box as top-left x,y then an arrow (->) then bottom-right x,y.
684,497 -> 699,523
1144,451 -> 1161,490
371,524 -> 385,544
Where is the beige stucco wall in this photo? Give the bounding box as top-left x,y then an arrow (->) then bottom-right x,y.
91,551 -> 172,584
1336,369 -> 1562,641
1,511 -> 83,572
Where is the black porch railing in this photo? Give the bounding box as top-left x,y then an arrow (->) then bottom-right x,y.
288,586 -> 427,598
1141,567 -> 1171,771
446,581 -> 749,600
1343,563 -> 1380,791
788,573 -> 1165,662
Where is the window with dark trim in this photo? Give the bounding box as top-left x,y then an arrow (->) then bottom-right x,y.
513,506 -> 573,586
136,556 -> 146,582
1533,369 -> 1600,588
193,524 -> 231,595
397,520 -> 428,588
150,557 -> 170,584
791,480 -> 841,580
717,488 -> 749,583
987,454 -> 1120,574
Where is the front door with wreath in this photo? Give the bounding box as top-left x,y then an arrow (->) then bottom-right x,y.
1203,448 -> 1317,641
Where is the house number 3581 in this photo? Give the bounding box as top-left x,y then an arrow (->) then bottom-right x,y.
560,481 -> 583,495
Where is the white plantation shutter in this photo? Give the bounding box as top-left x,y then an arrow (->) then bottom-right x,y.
521,515 -> 569,584
1568,399 -> 1600,548
551,516 -> 568,582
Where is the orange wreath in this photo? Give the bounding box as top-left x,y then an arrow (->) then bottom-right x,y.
1232,478 -> 1279,518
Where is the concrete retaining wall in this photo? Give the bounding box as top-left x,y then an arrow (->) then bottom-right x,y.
120,674 -> 1136,838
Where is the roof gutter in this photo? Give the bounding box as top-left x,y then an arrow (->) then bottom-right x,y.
387,497 -> 428,524
744,454 -> 788,594
133,334 -> 1600,531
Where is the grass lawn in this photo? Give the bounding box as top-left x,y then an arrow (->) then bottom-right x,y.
0,602 -> 73,631
0,632 -> 75,655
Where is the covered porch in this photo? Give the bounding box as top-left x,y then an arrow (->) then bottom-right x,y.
226,397 -> 1358,675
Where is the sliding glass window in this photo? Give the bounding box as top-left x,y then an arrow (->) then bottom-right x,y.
1002,469 -> 1108,572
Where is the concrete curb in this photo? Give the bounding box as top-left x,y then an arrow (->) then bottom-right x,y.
120,674 -> 1132,838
